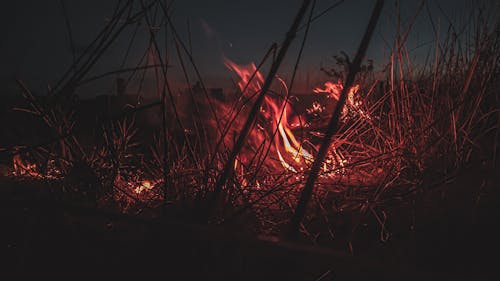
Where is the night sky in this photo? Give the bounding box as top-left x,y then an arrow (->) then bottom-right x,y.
0,0 -> 493,96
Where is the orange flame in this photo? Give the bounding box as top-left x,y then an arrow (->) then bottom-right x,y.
225,59 -> 369,177
224,59 -> 264,97
225,59 -> 313,172
313,80 -> 360,115
134,180 -> 155,194
12,154 -> 41,177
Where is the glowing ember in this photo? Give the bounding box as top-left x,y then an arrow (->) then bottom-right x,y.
134,180 -> 155,194
12,154 -> 41,178
306,101 -> 325,115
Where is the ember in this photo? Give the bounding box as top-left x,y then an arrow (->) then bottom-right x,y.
12,154 -> 40,178
134,180 -> 155,194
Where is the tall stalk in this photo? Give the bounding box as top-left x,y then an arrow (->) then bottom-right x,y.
286,0 -> 385,238
211,0 -> 314,207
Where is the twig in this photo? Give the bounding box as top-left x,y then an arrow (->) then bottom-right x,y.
59,0 -> 76,72
286,0 -> 385,238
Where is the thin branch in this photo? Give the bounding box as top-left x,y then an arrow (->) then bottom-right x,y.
286,0 -> 385,238
211,0 -> 313,208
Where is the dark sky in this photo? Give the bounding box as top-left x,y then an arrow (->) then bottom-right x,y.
0,0 -> 495,95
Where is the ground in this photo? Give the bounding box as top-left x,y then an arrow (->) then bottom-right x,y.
1,159 -> 499,280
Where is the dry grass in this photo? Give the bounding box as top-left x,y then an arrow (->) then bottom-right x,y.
4,0 -> 499,248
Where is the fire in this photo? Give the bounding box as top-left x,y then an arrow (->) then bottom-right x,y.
265,94 -> 314,171
11,154 -> 63,179
134,180 -> 155,194
12,154 -> 41,178
224,59 -> 370,177
311,80 -> 366,173
234,159 -> 249,187
11,152 -> 156,196
224,59 -> 264,97
313,81 -> 370,121
313,81 -> 360,114
225,59 -> 338,173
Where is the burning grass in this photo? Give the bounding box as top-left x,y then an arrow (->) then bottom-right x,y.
2,0 -> 499,250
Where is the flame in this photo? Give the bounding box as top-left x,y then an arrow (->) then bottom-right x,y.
224,60 -> 358,175
313,81 -> 359,104
12,154 -> 41,177
225,59 -> 314,172
265,95 -> 313,170
134,180 -> 155,194
312,80 -> 365,174
224,59 -> 264,97
234,158 -> 249,187
312,80 -> 370,121
313,81 -> 360,114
